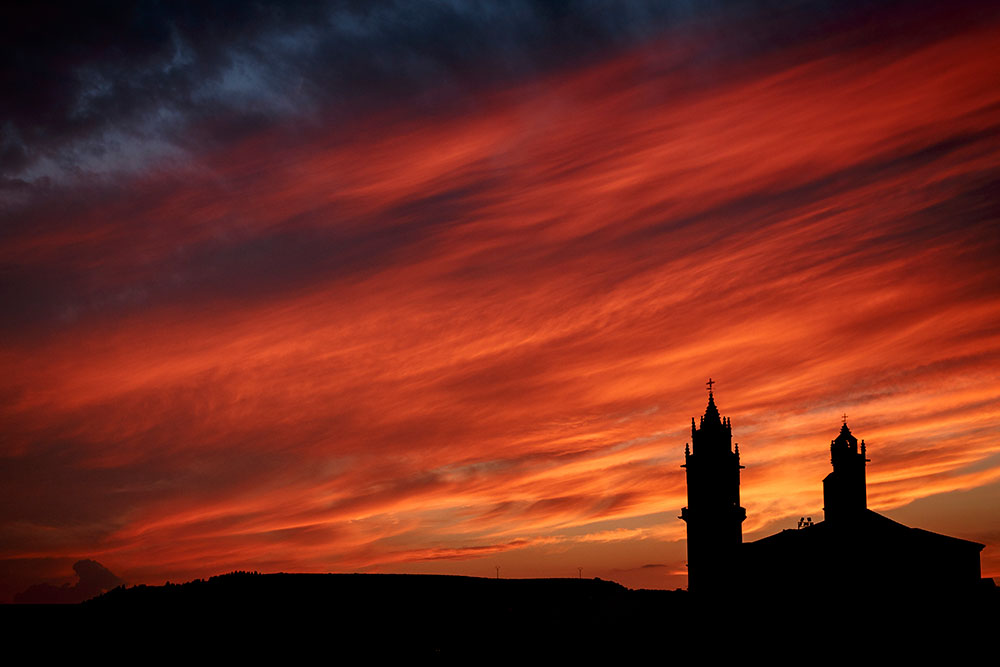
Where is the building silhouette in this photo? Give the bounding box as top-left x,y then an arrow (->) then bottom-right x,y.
679,385 -> 745,595
681,387 -> 985,597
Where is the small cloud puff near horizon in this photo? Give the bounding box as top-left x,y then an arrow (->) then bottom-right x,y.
13,559 -> 123,604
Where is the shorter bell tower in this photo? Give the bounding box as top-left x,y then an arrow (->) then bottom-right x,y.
680,380 -> 746,595
823,419 -> 869,521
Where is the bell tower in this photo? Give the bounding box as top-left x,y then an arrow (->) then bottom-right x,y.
823,419 -> 869,522
680,380 -> 746,595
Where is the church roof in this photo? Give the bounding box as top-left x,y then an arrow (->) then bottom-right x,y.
744,509 -> 984,552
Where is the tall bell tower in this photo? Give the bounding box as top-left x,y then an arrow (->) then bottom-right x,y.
680,380 -> 746,595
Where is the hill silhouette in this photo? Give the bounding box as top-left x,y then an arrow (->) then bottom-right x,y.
85,572 -> 685,653
5,570 -> 995,658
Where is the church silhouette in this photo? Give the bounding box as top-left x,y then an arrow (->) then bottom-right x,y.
681,384 -> 985,597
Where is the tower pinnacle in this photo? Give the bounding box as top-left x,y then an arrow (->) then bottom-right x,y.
702,389 -> 721,427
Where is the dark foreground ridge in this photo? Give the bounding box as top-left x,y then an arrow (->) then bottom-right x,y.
6,571 -> 998,657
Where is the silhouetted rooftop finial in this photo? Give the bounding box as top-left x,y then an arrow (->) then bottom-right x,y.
842,413 -> 848,426
706,377 -> 715,393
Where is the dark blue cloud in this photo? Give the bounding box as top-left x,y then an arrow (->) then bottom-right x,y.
3,1 -> 986,185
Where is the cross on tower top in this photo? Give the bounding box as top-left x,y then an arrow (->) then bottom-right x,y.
842,413 -> 848,425
706,378 -> 715,392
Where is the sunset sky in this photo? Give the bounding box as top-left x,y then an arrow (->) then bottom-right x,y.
2,1 -> 999,601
